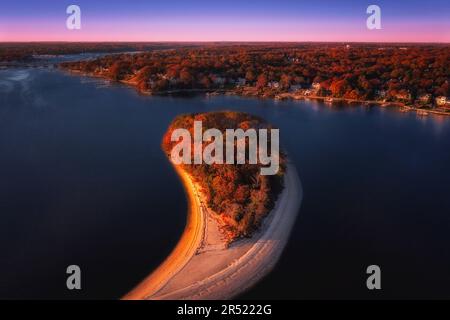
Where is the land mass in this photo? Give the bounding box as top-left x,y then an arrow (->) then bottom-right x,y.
57,43 -> 450,115
123,111 -> 301,299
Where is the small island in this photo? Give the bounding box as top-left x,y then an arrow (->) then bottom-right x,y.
123,111 -> 302,300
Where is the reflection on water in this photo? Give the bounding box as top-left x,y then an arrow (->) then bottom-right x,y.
6,70 -> 30,81
1,68 -> 450,299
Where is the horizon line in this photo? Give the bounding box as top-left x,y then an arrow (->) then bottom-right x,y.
1,40 -> 449,44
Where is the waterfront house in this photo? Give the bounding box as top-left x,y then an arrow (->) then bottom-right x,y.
395,91 -> 412,102
289,84 -> 302,92
436,96 -> 448,106
95,66 -> 109,73
376,90 -> 387,98
212,76 -> 226,86
268,81 -> 280,89
418,94 -> 431,104
235,78 -> 246,86
311,82 -> 321,91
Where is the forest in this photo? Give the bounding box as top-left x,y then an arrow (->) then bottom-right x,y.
0,42 -> 199,62
162,111 -> 285,242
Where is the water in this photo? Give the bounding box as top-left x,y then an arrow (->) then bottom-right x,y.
1,67 -> 450,299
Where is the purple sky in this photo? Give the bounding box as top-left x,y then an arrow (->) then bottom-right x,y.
0,0 -> 449,42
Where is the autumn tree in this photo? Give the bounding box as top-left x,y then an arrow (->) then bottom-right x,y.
256,74 -> 268,89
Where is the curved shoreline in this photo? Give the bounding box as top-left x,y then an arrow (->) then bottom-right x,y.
123,161 -> 302,300
123,164 -> 206,299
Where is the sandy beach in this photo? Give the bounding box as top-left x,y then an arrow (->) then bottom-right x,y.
123,161 -> 302,300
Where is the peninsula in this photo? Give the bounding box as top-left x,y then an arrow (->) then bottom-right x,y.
123,112 -> 302,299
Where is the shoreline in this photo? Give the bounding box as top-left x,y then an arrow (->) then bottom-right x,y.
123,164 -> 206,299
123,161 -> 302,300
60,68 -> 450,117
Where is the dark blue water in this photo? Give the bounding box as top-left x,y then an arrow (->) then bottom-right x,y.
1,68 -> 450,299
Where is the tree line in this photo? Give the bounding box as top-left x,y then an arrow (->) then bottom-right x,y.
60,43 -> 449,103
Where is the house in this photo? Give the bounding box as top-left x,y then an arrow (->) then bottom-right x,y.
235,78 -> 246,86
95,66 -> 110,73
303,89 -> 313,96
311,82 -> 321,91
395,91 -> 412,101
418,94 -> 431,104
212,76 -> 226,86
268,81 -> 280,89
376,90 -> 387,98
436,96 -> 448,106
289,84 -> 302,92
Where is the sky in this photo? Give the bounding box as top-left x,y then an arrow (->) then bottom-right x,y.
0,0 -> 449,42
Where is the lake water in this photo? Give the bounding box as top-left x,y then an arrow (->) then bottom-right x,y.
1,67 -> 450,299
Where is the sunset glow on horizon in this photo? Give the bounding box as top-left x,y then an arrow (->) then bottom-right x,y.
0,0 -> 449,42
